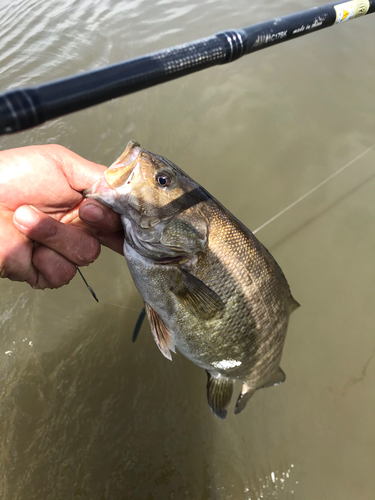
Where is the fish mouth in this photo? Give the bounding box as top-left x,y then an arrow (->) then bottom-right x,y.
83,175 -> 113,198
83,141 -> 141,198
104,160 -> 137,188
104,140 -> 141,188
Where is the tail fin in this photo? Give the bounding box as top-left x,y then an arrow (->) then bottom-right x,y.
234,383 -> 256,414
235,367 -> 286,414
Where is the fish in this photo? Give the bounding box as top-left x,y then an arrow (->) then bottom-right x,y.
84,140 -> 299,419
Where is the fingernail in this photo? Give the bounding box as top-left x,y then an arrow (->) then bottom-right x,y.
14,205 -> 40,228
80,203 -> 104,223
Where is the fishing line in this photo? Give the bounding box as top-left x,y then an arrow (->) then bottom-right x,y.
101,301 -> 142,312
253,142 -> 375,235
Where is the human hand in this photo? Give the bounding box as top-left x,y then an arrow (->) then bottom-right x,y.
0,145 -> 124,289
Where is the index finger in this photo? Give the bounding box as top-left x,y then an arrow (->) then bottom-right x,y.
14,205 -> 101,266
78,199 -> 124,255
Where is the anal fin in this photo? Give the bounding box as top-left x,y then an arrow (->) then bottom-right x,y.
206,371 -> 234,420
145,303 -> 175,360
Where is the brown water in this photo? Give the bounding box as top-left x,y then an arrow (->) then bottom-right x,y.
1,0 -> 375,498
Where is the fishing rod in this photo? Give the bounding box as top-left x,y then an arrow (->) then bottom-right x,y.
0,0 -> 373,135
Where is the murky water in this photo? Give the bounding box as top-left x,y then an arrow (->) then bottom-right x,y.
1,0 -> 375,498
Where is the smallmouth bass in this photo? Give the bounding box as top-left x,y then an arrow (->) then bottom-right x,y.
84,141 -> 299,419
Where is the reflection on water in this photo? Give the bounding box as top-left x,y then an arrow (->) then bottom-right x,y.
1,0 -> 375,498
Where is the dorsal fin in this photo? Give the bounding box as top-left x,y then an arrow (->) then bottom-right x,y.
145,303 -> 175,360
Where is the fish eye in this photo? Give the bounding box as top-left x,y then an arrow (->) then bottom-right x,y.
156,173 -> 172,188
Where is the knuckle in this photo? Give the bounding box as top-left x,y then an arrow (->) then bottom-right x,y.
0,254 -> 9,278
52,263 -> 76,288
76,235 -> 101,265
0,243 -> 33,282
0,266 -> 9,279
0,249 -> 11,278
31,246 -> 46,269
43,220 -> 59,241
33,247 -> 77,289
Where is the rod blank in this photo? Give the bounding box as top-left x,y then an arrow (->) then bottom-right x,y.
0,0 -> 374,135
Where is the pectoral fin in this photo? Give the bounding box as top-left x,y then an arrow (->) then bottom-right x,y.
206,372 -> 234,420
145,304 -> 175,360
173,269 -> 225,319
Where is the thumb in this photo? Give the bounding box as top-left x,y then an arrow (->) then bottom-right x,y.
45,145 -> 108,191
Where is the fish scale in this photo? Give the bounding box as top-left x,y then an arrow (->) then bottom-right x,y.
84,140 -> 299,419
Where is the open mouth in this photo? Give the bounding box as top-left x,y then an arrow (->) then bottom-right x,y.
125,168 -> 135,185
104,159 -> 137,188
83,140 -> 141,196
83,175 -> 113,197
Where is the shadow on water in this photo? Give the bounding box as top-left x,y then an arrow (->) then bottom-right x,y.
0,304 -> 215,500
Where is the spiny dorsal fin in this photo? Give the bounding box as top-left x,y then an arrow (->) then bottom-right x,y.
206,372 -> 234,420
173,270 -> 225,319
145,303 -> 175,360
